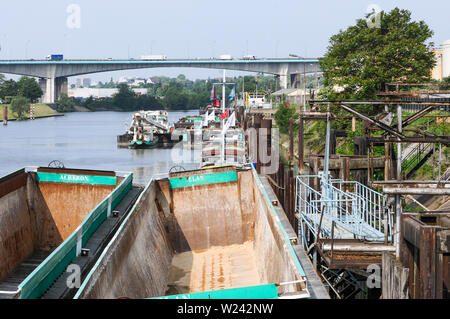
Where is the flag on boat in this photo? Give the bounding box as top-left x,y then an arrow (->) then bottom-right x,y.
228,86 -> 235,101
202,111 -> 210,127
210,84 -> 216,102
208,110 -> 216,122
222,112 -> 236,134
219,109 -> 229,121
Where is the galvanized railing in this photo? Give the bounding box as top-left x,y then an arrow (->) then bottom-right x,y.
296,175 -> 393,245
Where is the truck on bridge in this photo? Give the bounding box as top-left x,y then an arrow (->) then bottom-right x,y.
46,54 -> 63,61
140,54 -> 166,60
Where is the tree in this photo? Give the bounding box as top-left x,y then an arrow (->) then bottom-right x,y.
57,93 -> 76,112
274,104 -> 298,134
10,96 -> 30,119
320,8 -> 435,108
17,76 -> 43,102
0,79 -> 19,101
113,83 -> 135,110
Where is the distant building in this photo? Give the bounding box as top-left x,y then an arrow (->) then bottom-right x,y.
68,88 -> 148,99
75,77 -> 92,88
431,40 -> 450,81
83,78 -> 92,88
272,88 -> 311,105
432,49 -> 444,81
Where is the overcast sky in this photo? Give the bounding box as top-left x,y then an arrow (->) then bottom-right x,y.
0,0 -> 449,83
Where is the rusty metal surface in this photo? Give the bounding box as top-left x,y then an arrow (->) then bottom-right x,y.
0,186 -> 35,281
169,171 -> 252,251
79,168 -> 310,298
37,181 -> 117,241
0,169 -> 26,198
401,215 -> 448,298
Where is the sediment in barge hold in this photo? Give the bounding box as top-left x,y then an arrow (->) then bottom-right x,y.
75,166 -> 318,299
0,167 -> 137,299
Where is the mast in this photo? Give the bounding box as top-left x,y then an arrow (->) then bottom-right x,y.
221,70 -> 226,164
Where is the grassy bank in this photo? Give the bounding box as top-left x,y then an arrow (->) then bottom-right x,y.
0,104 -> 60,120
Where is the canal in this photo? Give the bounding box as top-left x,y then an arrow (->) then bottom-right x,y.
0,110 -> 200,185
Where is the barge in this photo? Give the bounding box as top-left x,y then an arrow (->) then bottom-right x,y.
74,165 -> 328,299
0,167 -> 141,299
117,110 -> 179,149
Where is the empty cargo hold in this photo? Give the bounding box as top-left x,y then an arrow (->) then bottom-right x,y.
75,166 -> 311,299
0,167 -> 136,299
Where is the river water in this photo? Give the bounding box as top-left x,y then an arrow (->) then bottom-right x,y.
0,110 -> 200,185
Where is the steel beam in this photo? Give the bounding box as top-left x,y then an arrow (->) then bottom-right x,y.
383,188 -> 450,195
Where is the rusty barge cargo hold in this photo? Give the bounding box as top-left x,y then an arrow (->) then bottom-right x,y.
0,167 -> 141,299
74,165 -> 328,299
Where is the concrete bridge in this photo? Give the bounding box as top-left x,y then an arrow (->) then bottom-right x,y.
0,58 -> 320,103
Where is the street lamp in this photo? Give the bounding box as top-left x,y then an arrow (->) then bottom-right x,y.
25,40 -> 31,59
289,53 -> 306,111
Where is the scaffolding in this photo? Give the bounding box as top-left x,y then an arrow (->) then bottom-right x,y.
296,174 -> 393,246
295,111 -> 393,248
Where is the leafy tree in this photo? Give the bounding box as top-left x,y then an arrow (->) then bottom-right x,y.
0,79 -> 19,101
17,76 -> 43,102
164,87 -> 188,110
0,74 -> 5,85
113,83 -> 136,110
320,8 -> 435,110
57,93 -> 76,112
10,96 -> 30,119
274,104 -> 298,134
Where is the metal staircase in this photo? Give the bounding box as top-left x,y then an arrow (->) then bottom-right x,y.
319,265 -> 366,299
401,143 -> 434,179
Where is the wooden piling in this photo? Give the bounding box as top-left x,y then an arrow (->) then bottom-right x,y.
298,115 -> 304,170
3,106 -> 7,126
289,118 -> 294,162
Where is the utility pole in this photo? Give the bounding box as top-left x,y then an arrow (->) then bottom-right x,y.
395,104 -> 402,258
303,64 -> 306,112
221,70 -> 226,164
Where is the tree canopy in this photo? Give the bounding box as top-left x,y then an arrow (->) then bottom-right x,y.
17,76 -> 43,102
320,8 -> 435,104
57,93 -> 76,112
113,83 -> 136,110
10,96 -> 30,119
0,79 -> 19,101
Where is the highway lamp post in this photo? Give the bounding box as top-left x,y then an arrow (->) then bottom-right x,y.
304,49 -> 308,111
25,40 -> 30,59
222,70 -> 225,163
0,34 -> 6,58
214,71 -> 235,164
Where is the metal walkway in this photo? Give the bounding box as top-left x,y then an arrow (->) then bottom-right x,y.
296,174 -> 393,244
295,111 -> 393,246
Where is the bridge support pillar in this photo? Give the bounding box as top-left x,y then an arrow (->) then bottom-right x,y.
55,77 -> 68,101
280,73 -> 288,89
40,77 -> 68,104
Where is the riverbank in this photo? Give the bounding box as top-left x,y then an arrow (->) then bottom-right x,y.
0,104 -> 63,121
